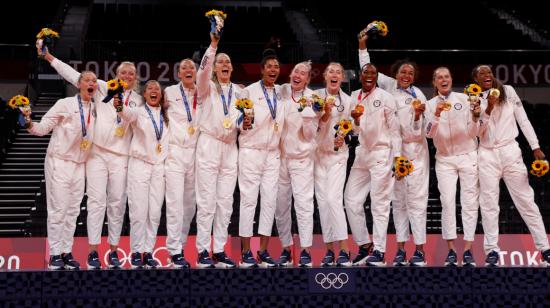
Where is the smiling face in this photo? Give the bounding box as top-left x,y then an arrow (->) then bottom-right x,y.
324,63 -> 344,94
396,64 -> 415,89
261,58 -> 280,87
77,71 -> 98,101
214,53 -> 233,84
474,65 -> 494,91
178,59 -> 196,88
143,81 -> 162,107
289,63 -> 311,92
360,64 -> 378,92
116,62 -> 137,90
433,67 -> 453,96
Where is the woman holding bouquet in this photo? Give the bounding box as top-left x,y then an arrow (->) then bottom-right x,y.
39,47 -> 143,269
194,31 -> 242,268
425,67 -> 480,267
24,71 -> 98,270
114,80 -> 168,269
163,59 -> 200,268
238,49 -> 285,268
314,62 -> 353,267
275,61 -> 318,267
472,65 -> 550,266
344,63 -> 402,267
358,33 -> 429,266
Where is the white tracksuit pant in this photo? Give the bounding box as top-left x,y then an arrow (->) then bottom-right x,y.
479,143 -> 550,253
239,148 -> 280,238
85,146 -> 128,246
345,147 -> 394,252
127,157 -> 165,253
275,156 -> 314,248
46,156 -> 85,255
392,143 -> 429,245
165,146 -> 196,256
436,150 -> 479,242
315,151 -> 349,244
195,133 -> 238,254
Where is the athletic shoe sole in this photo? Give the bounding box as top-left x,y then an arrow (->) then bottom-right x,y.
196,262 -> 215,269
409,261 -> 427,267
239,262 -> 258,269
48,265 -> 64,270
337,261 -> 353,267
86,263 -> 102,270
366,261 -> 386,267
352,256 -> 369,266
215,262 -> 236,269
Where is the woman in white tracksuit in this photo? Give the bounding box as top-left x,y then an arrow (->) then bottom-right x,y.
24,71 -> 98,270
315,62 -> 353,267
115,80 -> 169,269
425,67 -> 480,267
164,59 -> 200,268
344,63 -> 402,267
358,34 -> 429,266
194,32 -> 241,268
275,61 -> 318,267
41,48 -> 143,269
238,50 -> 285,268
473,65 -> 550,267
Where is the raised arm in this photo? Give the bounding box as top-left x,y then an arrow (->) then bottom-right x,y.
197,33 -> 218,101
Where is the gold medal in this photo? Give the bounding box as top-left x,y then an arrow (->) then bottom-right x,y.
274,122 -> 279,132
412,99 -> 421,109
442,102 -> 452,111
80,139 -> 90,151
156,143 -> 162,154
187,126 -> 195,135
115,126 -> 125,137
222,118 -> 232,129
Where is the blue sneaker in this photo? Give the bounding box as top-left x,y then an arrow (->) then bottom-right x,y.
462,250 -> 476,267
485,250 -> 499,267
336,250 -> 352,267
352,243 -> 373,266
171,253 -> 190,269
213,251 -> 237,268
62,253 -> 80,270
257,250 -> 278,268
196,250 -> 215,269
48,255 -> 65,270
143,252 -> 159,269
409,250 -> 427,267
444,249 -> 458,267
541,249 -> 550,267
131,252 -> 143,269
366,250 -> 386,267
239,250 -> 258,268
392,249 -> 408,266
108,250 -> 121,269
321,250 -> 335,267
299,249 -> 312,268
86,251 -> 101,270
278,249 -> 293,267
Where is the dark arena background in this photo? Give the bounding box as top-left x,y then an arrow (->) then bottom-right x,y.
1,0 -> 550,306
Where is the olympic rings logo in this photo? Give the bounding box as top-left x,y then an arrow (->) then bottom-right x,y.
314,272 -> 349,289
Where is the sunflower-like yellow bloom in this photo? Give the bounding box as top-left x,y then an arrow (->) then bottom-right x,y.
339,119 -> 352,134
119,80 -> 129,89
532,160 -> 543,171
20,96 -> 30,105
107,79 -> 119,91
205,9 -> 227,19
8,98 -> 17,109
394,156 -> 414,177
376,21 -> 389,36
464,84 -> 482,95
36,28 -> 60,39
531,160 -> 549,177
243,99 -> 253,109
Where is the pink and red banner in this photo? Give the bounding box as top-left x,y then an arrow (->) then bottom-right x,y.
1,234 -> 549,269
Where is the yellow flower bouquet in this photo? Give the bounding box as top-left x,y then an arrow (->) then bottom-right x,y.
333,119 -> 353,151
358,20 -> 389,39
36,28 -> 60,57
235,98 -> 254,129
205,9 -> 227,38
103,79 -> 129,110
297,93 -> 325,113
530,160 -> 549,177
393,156 -> 414,178
8,95 -> 32,127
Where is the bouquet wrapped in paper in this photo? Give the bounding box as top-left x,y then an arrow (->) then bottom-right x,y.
103,79 -> 129,109
7,95 -> 32,127
358,20 -> 388,39
530,160 -> 549,177
36,28 -> 60,57
393,156 -> 414,178
333,119 -> 353,151
205,9 -> 227,38
235,98 -> 254,130
464,83 -> 482,116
